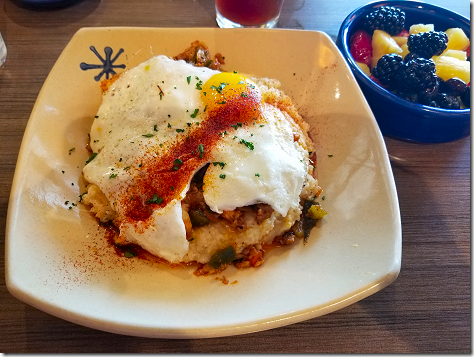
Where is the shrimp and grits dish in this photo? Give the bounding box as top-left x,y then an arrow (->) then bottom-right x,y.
81,41 -> 326,274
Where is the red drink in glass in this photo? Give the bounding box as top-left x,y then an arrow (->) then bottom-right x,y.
215,0 -> 285,28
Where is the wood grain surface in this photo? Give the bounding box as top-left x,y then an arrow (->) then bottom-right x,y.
0,0 -> 470,352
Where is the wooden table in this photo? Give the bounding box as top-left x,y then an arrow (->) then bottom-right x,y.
0,0 -> 470,352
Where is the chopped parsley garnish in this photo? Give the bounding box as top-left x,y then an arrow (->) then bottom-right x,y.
173,158 -> 183,170
68,148 -> 75,155
217,101 -> 227,105
154,125 -> 158,131
219,174 -> 226,179
86,152 -> 97,164
187,122 -> 192,127
176,128 -> 185,133
187,76 -> 191,84
195,80 -> 203,90
124,166 -> 131,170
78,192 -> 86,202
213,162 -> 226,169
197,144 -> 204,158
210,82 -> 227,93
170,186 -> 174,191
204,104 -> 208,112
190,108 -> 199,118
167,123 -> 172,128
109,173 -> 118,179
240,92 -> 248,98
239,139 -> 254,150
142,133 -> 154,137
328,154 -> 333,157
255,173 -> 260,177
146,194 -> 163,205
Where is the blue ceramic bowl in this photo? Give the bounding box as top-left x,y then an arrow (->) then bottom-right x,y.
337,0 -> 470,143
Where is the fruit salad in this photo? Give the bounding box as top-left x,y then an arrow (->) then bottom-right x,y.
350,6 -> 470,109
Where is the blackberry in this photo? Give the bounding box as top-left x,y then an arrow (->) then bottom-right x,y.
460,86 -> 470,108
396,89 -> 419,103
418,85 -> 439,105
407,31 -> 448,58
403,52 -> 420,63
435,93 -> 461,109
363,6 -> 406,35
426,100 -> 440,108
398,57 -> 437,92
372,53 -> 404,86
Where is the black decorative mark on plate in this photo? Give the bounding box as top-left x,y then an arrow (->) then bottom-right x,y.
80,46 -> 126,81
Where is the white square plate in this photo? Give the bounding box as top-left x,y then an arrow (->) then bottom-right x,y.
6,27 -> 401,338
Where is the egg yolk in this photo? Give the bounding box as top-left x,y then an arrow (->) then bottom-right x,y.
201,72 -> 259,113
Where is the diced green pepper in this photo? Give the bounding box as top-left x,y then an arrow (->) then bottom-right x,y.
308,204 -> 327,220
208,246 -> 236,269
188,209 -> 210,227
291,220 -> 304,238
302,200 -> 327,244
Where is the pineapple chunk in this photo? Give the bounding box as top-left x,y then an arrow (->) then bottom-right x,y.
442,49 -> 468,61
409,24 -> 435,34
356,61 -> 371,77
371,30 -> 403,68
432,55 -> 470,83
400,44 -> 409,59
445,28 -> 470,51
393,35 -> 408,47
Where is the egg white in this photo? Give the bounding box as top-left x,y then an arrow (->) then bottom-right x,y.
83,55 -> 308,263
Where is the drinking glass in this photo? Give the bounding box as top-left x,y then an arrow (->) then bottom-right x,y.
215,0 -> 285,28
0,33 -> 6,66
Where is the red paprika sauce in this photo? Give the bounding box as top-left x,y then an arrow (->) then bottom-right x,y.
118,85 -> 263,232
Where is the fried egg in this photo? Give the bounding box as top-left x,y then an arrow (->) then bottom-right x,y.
82,55 -> 310,263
